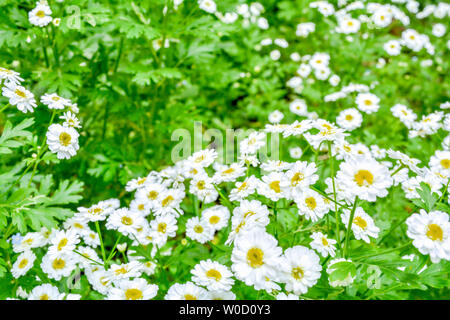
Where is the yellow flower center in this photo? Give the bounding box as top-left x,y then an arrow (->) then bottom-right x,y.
426,224 -> 443,241
291,267 -> 304,280
115,267 -> 128,275
194,225 -> 203,233
59,132 -> 72,146
57,238 -> 68,251
269,181 -> 281,193
184,294 -> 197,300
39,294 -> 49,300
353,216 -> 367,230
322,237 -> 329,246
206,269 -> 222,281
197,180 -> 206,190
18,259 -> 28,269
161,195 -> 174,207
36,10 -> 46,18
121,216 -> 133,226
440,159 -> 450,169
247,247 -> 264,268
125,288 -> 143,300
148,191 -> 158,200
354,170 -> 374,186
291,172 -> 304,186
52,258 -> 66,270
157,222 -> 167,233
237,182 -> 248,191
305,197 -> 317,210
345,114 -> 354,121
222,168 -> 235,174
14,89 -> 27,98
209,215 -> 220,225
138,204 -> 145,211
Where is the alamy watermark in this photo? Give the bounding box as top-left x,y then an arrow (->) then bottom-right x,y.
170,121 -> 281,165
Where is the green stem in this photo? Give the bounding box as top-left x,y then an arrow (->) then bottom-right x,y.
95,221 -> 107,268
344,197 -> 359,258
0,103 -> 10,113
106,234 -> 123,263
328,141 -> 341,248
27,110 -> 56,187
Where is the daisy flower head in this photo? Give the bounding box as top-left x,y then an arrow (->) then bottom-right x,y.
268,110 -> 284,124
212,162 -> 246,183
59,111 -> 81,128
355,92 -> 380,114
229,175 -> 259,201
76,202 -> 112,223
12,232 -> 45,253
289,147 -> 303,159
336,16 -> 361,34
336,108 -> 363,131
149,214 -> 178,248
240,131 -> 266,155
108,261 -> 144,281
279,246 -> 322,295
336,156 -> 393,202
189,174 -> 219,204
41,252 -> 77,281
429,150 -> 450,178
282,119 -> 314,138
165,282 -> 210,300
187,148 -> 218,168
198,0 -> 217,14
46,124 -> 80,160
231,229 -> 282,289
310,232 -> 337,257
384,40 -> 402,56
341,207 -> 380,243
191,259 -> 235,291
201,205 -> 230,231
0,67 -> 24,86
258,171 -> 290,201
286,161 -> 319,196
391,104 -> 417,128
406,209 -> 450,263
28,284 -> 64,300
294,189 -> 329,222
106,208 -> 146,237
2,83 -> 37,113
153,188 -> 185,216
107,278 -> 158,300
186,216 -> 215,244
47,229 -> 80,256
12,250 -> 36,278
28,3 -> 52,27
41,93 -> 71,110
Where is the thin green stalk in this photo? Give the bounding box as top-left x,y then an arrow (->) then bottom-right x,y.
28,110 -> 56,187
74,250 -> 104,267
95,221 -> 107,268
106,234 -> 123,263
328,141 -> 341,248
0,103 -> 10,113
344,197 -> 359,258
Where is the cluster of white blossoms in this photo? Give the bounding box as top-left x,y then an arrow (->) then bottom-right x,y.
9,97 -> 449,299
197,0 -> 269,30
1,66 -> 82,160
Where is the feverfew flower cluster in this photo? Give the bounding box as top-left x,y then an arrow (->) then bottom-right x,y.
1,67 -> 82,160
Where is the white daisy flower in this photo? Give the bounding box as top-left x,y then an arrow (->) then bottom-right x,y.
191,259 -> 235,291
